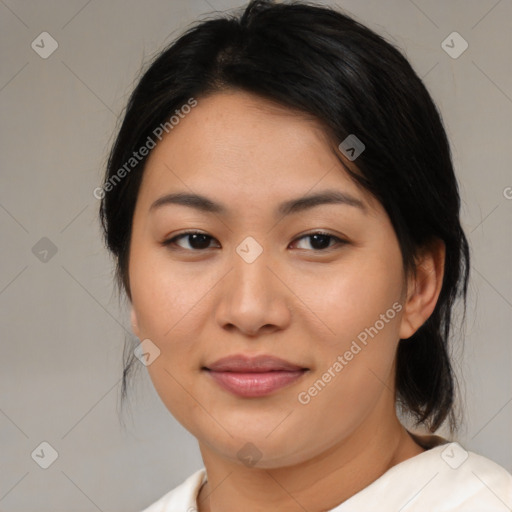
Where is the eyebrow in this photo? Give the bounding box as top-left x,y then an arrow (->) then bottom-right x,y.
149,189 -> 366,217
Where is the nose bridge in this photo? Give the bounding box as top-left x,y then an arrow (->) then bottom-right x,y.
232,234 -> 273,301
214,233 -> 290,334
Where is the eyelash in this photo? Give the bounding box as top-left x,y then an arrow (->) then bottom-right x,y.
161,230 -> 348,252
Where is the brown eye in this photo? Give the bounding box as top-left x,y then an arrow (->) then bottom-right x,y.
162,232 -> 219,251
291,232 -> 347,251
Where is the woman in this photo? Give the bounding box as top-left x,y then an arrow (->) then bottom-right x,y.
98,0 -> 512,510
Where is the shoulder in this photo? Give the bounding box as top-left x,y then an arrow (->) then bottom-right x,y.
338,442 -> 512,511
405,442 -> 512,510
450,445 -> 512,508
140,468 -> 207,512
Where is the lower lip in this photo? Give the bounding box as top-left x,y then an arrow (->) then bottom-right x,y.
205,369 -> 307,397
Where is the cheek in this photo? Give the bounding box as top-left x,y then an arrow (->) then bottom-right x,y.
293,266 -> 404,439
129,243 -> 210,337
296,249 -> 404,347
293,242 -> 405,401
128,248 -> 206,426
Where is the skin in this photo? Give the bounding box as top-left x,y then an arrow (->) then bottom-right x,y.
129,90 -> 446,512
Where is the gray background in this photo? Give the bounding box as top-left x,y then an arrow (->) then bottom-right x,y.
1,0 -> 511,510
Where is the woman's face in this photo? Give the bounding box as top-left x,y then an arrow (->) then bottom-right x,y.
129,90 -> 412,468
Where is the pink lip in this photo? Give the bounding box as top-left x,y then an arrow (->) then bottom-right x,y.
203,354 -> 309,398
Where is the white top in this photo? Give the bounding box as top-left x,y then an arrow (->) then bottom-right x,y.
140,441 -> 512,511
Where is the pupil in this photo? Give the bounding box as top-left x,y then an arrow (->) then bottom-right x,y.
190,234 -> 210,249
311,234 -> 330,250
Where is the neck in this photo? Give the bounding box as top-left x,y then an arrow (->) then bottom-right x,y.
196,409 -> 425,512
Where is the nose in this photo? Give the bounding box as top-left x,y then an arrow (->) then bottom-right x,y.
214,241 -> 292,337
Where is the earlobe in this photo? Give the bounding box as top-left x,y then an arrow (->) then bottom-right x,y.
399,239 -> 446,340
130,307 -> 140,339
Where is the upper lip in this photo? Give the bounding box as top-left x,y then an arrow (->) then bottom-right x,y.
204,354 -> 308,372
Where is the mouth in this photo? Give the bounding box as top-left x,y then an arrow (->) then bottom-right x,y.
202,354 -> 309,398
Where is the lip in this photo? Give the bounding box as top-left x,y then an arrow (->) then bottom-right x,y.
205,354 -> 307,372
203,354 -> 309,398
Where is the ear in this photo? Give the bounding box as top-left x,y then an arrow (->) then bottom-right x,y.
130,307 -> 141,340
399,239 -> 446,340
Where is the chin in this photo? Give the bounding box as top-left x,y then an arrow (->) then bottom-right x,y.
204,430 -> 313,470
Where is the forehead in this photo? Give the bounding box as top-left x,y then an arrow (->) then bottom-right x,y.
137,90 -> 378,215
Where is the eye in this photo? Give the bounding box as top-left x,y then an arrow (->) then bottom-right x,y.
162,230 -> 347,252
162,231 -> 219,251
290,231 -> 347,251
